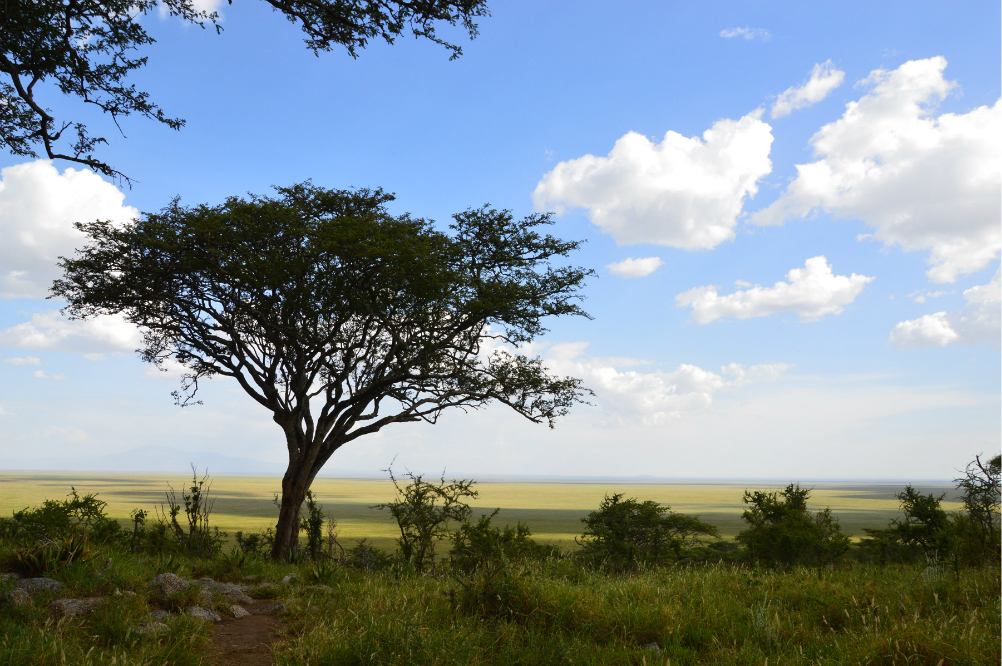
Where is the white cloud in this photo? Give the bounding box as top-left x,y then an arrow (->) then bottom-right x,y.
34,370 -> 67,380
754,57 -> 1002,283
533,111 -> 773,250
543,342 -> 788,424
772,60 -> 845,118
607,257 -> 664,278
3,356 -> 41,366
720,27 -> 771,41
890,267 -> 1001,349
0,160 -> 138,299
0,310 -> 141,355
675,256 -> 874,323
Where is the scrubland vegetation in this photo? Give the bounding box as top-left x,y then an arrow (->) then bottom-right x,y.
0,458 -> 997,665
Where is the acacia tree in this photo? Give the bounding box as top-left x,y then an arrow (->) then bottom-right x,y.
52,183 -> 593,558
0,0 -> 489,181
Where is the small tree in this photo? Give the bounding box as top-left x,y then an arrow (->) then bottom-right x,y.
891,485 -> 953,562
954,453 -> 1001,564
736,484 -> 850,567
53,183 -> 593,559
576,493 -> 718,572
374,468 -> 477,571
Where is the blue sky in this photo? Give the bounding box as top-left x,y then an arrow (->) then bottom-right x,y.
0,1 -> 998,480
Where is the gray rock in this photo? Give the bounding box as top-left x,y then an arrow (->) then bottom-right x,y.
1,572 -> 23,583
230,604 -> 251,619
149,609 -> 171,622
16,577 -> 65,595
148,573 -> 188,599
187,606 -> 222,622
253,601 -> 286,616
198,587 -> 214,605
215,582 -> 254,605
48,597 -> 106,618
135,621 -> 169,635
280,574 -> 297,584
5,589 -> 30,606
641,642 -> 661,656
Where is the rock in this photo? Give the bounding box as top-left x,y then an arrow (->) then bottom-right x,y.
198,587 -> 214,605
187,606 -> 222,622
149,610 -> 171,622
5,589 -> 29,606
148,573 -> 188,599
1,572 -> 23,583
280,574 -> 297,584
48,597 -> 106,618
253,602 -> 286,616
16,577 -> 65,595
230,604 -> 251,619
641,642 -> 661,656
135,621 -> 169,635
196,579 -> 254,605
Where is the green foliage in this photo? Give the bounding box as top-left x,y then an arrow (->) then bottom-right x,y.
891,485 -> 954,561
235,528 -> 277,557
451,509 -> 561,572
374,468 -> 478,571
0,488 -> 123,546
343,539 -> 392,571
10,535 -> 90,576
736,484 -> 850,567
300,490 -> 327,561
577,493 -> 719,572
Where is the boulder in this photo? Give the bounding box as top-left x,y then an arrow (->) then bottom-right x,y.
253,601 -> 286,616
48,597 -> 106,618
215,582 -> 254,605
187,606 -> 222,622
230,604 -> 251,619
148,573 -> 188,600
16,577 -> 65,595
5,589 -> 29,606
135,621 -> 169,635
0,572 -> 23,583
149,609 -> 171,622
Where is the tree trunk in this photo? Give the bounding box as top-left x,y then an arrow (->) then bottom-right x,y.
271,456 -> 314,559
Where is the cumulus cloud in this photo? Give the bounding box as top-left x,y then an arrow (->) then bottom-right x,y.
890,267 -> 1000,349
754,57 -> 1002,283
3,356 -> 41,366
0,311 -> 141,355
607,257 -> 664,278
34,370 -> 67,380
543,342 -> 788,424
675,256 -> 874,323
533,112 -> 773,250
772,60 -> 845,118
720,27 -> 771,41
0,160 -> 138,300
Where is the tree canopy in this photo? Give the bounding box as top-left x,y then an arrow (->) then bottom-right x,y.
0,0 -> 489,181
52,183 -> 593,556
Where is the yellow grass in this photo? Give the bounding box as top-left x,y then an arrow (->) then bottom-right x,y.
0,472 -> 960,552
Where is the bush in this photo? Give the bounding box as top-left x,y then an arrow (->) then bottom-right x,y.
0,488 -> 124,546
736,484 -> 850,567
890,485 -> 954,562
373,467 -> 477,571
954,453 -> 1001,565
576,493 -> 719,572
451,509 -> 561,572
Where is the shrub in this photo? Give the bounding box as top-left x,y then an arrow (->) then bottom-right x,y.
10,535 -> 91,576
736,484 -> 850,567
344,539 -> 392,571
576,493 -> 719,572
890,485 -> 954,562
0,488 -> 124,546
954,453 -> 1001,564
373,467 -> 477,571
451,509 -> 561,572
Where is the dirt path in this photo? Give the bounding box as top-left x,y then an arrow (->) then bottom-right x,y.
209,600 -> 284,666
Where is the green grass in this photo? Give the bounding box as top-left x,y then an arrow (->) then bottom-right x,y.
0,473 -> 963,552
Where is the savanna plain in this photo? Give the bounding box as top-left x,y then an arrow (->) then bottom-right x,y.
0,471 -> 997,666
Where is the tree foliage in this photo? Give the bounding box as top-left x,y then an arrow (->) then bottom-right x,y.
0,0 -> 489,180
53,183 -> 592,557
736,484 -> 850,567
953,453 -> 1001,563
576,493 -> 719,572
890,485 -> 953,561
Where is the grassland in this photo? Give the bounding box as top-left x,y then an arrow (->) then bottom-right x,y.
0,472 -> 962,551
